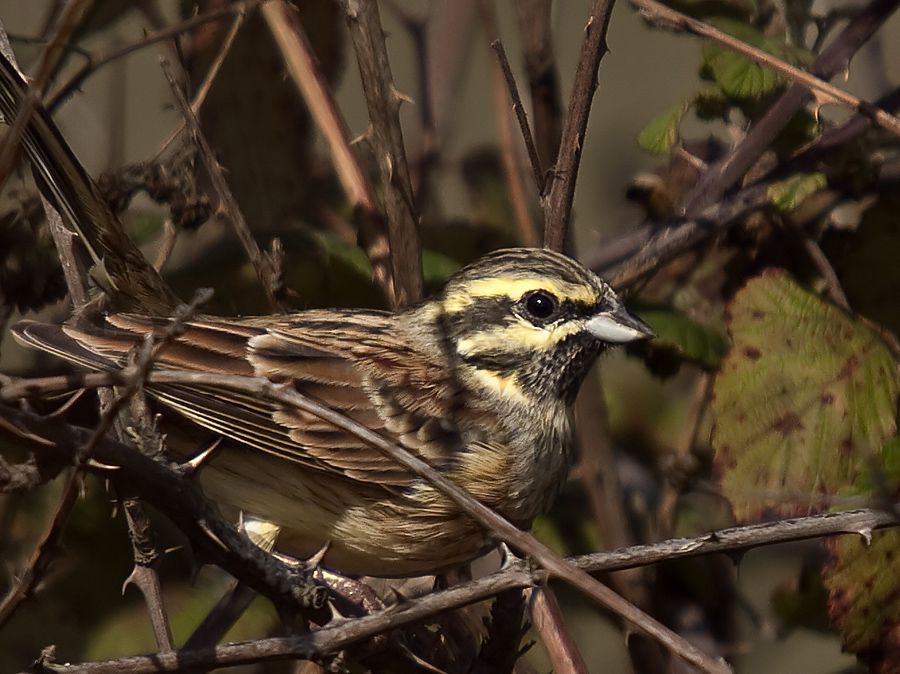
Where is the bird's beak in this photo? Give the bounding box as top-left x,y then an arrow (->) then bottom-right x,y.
585,305 -> 655,343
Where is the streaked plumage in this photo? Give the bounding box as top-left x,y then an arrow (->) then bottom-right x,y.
14,248 -> 653,576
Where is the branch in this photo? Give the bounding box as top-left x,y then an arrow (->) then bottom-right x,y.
513,0 -> 562,174
542,0 -> 616,252
0,470 -> 79,629
631,0 -> 900,139
679,0 -> 900,214
45,1 -> 262,112
261,0 -> 396,306
477,0 -> 544,194
159,58 -> 287,313
2,369 -> 729,673
340,0 -> 423,307
0,403 -> 325,613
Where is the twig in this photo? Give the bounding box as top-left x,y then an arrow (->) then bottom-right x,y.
782,215 -> 851,310
584,84 -> 900,281
489,34 -> 540,247
340,0 -> 423,307
656,372 -> 711,538
679,0 -> 900,214
602,182 -> 771,289
45,0 -> 262,112
0,469 -> 79,629
542,0 -> 616,252
153,6 -> 250,161
0,0 -> 93,187
513,0 -> 562,174
477,0 -> 543,194
526,586 -> 589,674
121,497 -> 174,652
4,368 -> 729,673
261,0 -> 396,306
630,0 -> 900,139
159,58 -> 286,312
489,39 -> 543,194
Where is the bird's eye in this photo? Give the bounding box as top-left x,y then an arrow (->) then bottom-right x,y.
522,291 -> 558,321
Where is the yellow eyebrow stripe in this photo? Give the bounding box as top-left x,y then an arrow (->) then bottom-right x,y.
442,277 -> 598,313
456,321 -> 583,355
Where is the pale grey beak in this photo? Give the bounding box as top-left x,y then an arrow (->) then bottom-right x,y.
585,305 -> 655,343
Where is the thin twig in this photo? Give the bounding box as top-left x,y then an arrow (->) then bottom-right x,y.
542,0 -> 616,252
489,35 -> 540,247
630,0 -> 900,139
782,216 -> 851,310
45,0 -> 262,112
477,0 -> 544,194
340,0 -> 423,307
488,40 -> 543,194
154,6 -> 249,161
513,0 -> 562,174
261,0 -> 396,305
0,469 -> 79,629
159,58 -> 286,312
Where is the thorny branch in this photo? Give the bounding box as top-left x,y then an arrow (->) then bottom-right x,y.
542,0 -> 616,252
340,0 -> 423,307
631,0 -> 900,138
1,389 -> 893,673
159,59 -> 287,313
261,0 -> 396,306
679,0 -> 900,214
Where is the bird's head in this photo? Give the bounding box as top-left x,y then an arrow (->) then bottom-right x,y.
435,248 -> 654,404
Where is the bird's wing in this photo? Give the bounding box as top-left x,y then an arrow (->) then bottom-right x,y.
14,311 -> 466,487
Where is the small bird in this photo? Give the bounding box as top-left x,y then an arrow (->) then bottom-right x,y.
14,248 -> 653,577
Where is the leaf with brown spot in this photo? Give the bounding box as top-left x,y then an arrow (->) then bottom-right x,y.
711,270 -> 899,518
823,529 -> 900,666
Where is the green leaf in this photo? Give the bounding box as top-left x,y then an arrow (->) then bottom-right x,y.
635,307 -> 728,369
638,101 -> 690,155
711,270 -> 899,519
701,20 -> 812,99
823,530 -> 900,656
767,172 -> 827,211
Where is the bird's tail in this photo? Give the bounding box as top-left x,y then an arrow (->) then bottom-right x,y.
0,49 -> 178,313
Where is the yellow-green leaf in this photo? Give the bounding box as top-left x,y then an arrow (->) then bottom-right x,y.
824,530 -> 900,655
638,101 -> 690,155
767,172 -> 827,211
711,270 -> 899,519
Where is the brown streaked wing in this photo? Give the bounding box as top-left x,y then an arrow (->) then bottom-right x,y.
70,311 -> 466,488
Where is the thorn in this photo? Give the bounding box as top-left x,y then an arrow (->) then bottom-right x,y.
122,569 -> 138,596
306,540 -> 331,569
857,527 -> 873,545
327,600 -> 347,622
198,520 -> 228,550
388,585 -> 411,604
180,437 -> 223,475
85,458 -> 120,471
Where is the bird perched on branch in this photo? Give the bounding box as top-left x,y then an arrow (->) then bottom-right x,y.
0,45 -> 652,576
15,248 -> 653,576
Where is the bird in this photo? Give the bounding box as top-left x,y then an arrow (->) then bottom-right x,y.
14,248 -> 653,577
